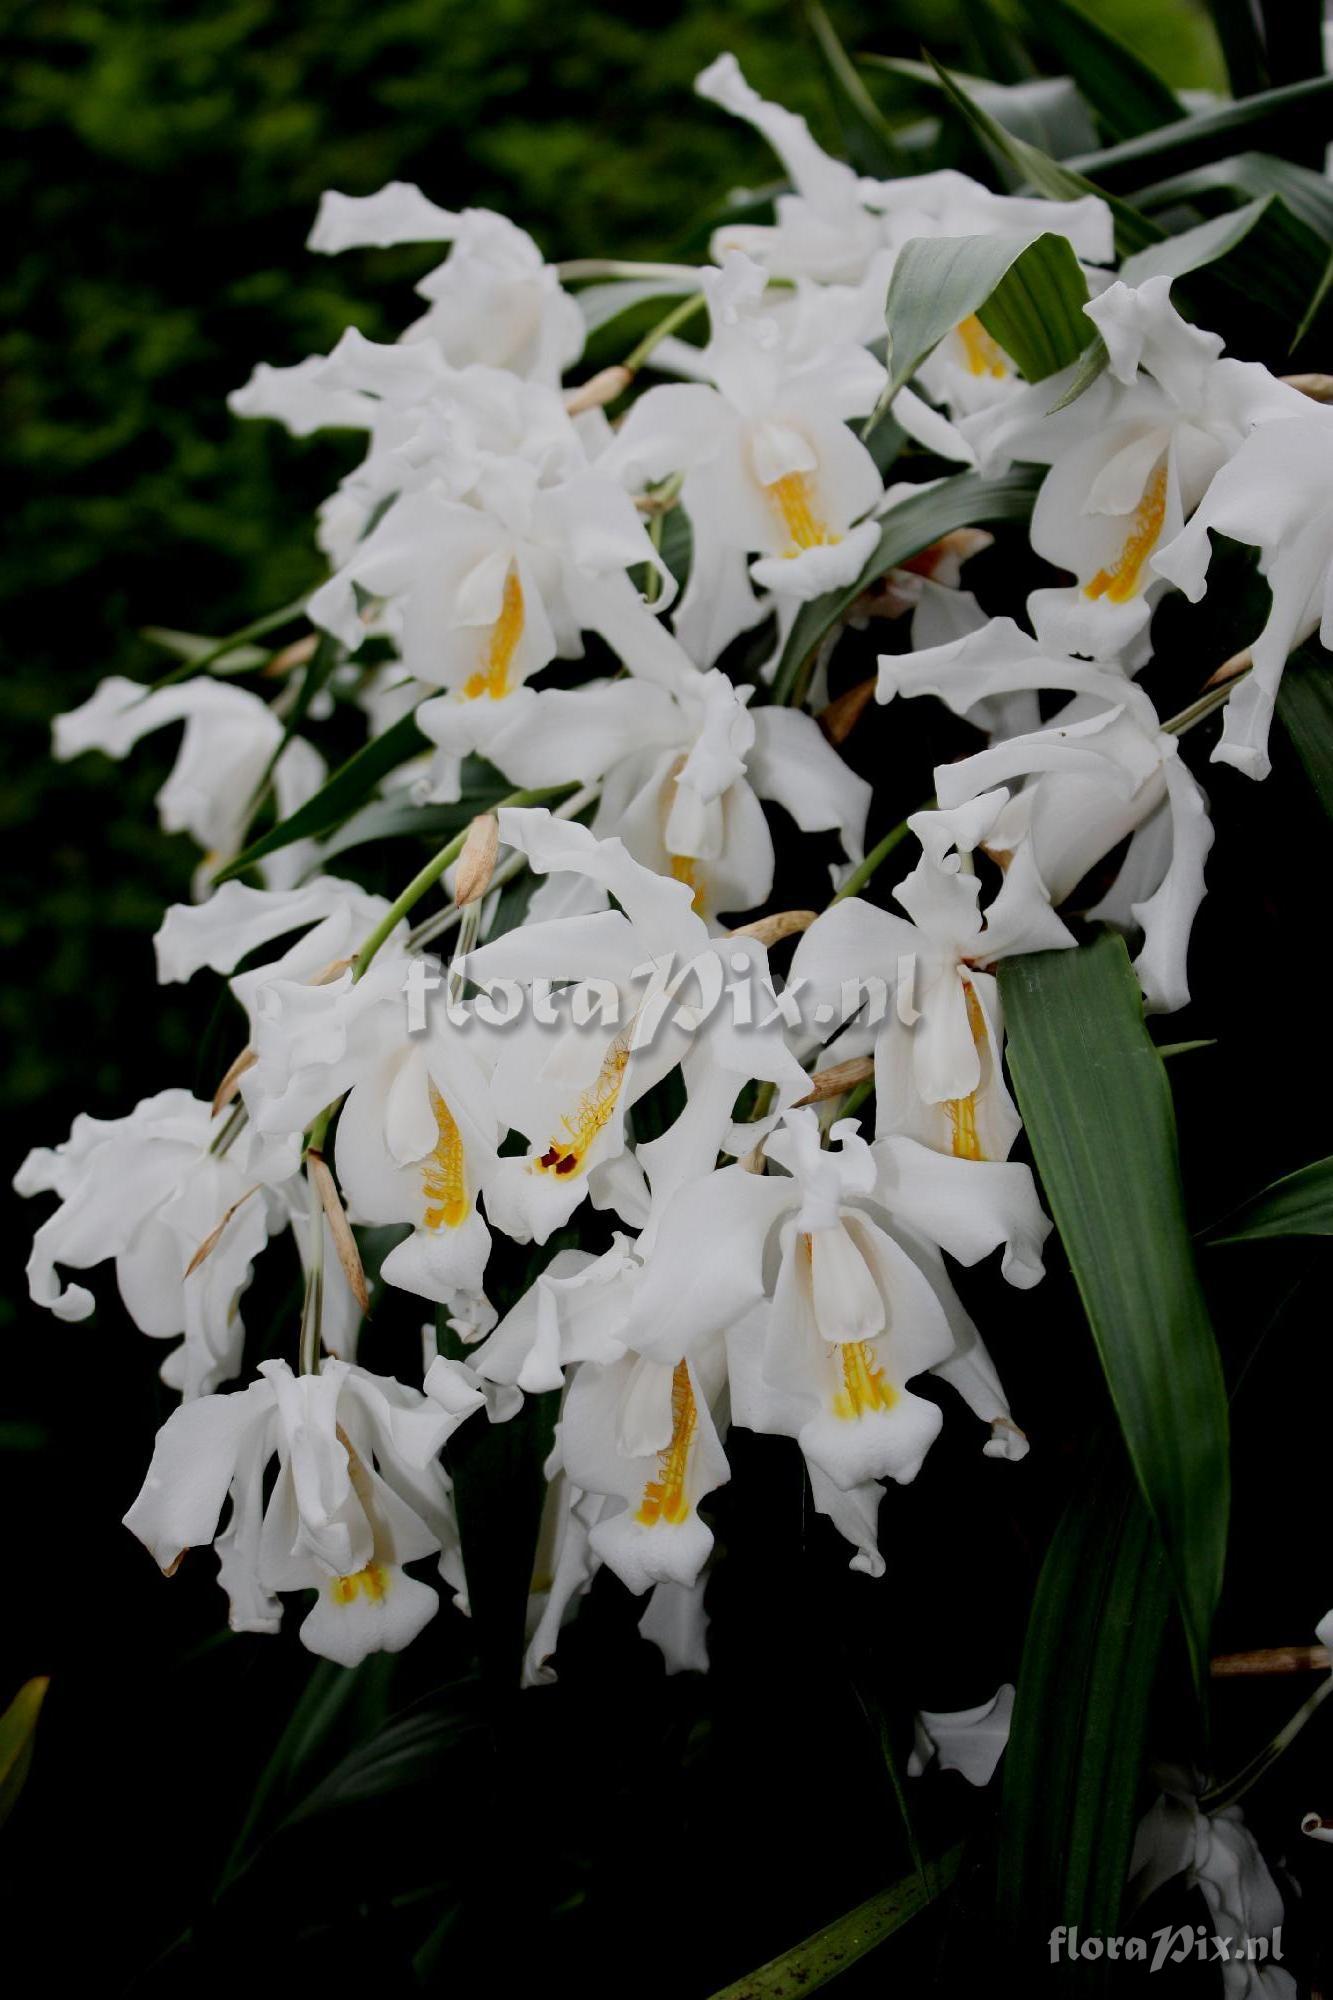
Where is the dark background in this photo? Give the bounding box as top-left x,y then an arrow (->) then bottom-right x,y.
5,3 -> 1330,1994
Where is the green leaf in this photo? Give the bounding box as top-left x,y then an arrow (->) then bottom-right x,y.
308,757 -> 509,867
860,55 -> 1098,160
1042,334 -> 1111,412
704,1848 -> 962,2000
280,1688 -> 487,1827
1276,639 -> 1333,817
1203,0 -> 1270,96
438,1308 -> 558,1687
922,53 -> 1163,256
1136,152 -> 1333,246
999,931 -> 1229,1687
1209,1156 -> 1333,1244
998,1448 -> 1170,1961
217,1655 -> 396,1888
1258,0 -> 1325,90
143,596 -> 310,693
141,626 -> 271,673
0,1677 -> 49,1832
1018,0 -> 1183,141
958,0 -> 1034,88
211,706 -> 429,882
803,0 -> 902,177
877,231 -> 1089,410
771,466 -> 1041,703
1067,75 -> 1333,192
1294,247 -> 1333,351
975,236 -> 1091,382
1120,193 -> 1279,286
1119,191 -> 1328,333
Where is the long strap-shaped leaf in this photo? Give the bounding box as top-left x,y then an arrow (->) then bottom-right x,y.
1276,640 -> 1333,818
998,1447 -> 1170,1978
1208,1155 -> 1333,1243
705,1848 -> 962,2000
212,707 -> 430,882
999,932 -> 1229,1688
771,466 -> 1040,703
1017,0 -> 1183,141
878,230 -> 1089,409
924,54 -> 1163,257
1066,74 -> 1333,191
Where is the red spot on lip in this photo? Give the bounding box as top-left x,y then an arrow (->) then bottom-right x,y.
554,1154 -> 578,1176
539,1147 -> 562,1168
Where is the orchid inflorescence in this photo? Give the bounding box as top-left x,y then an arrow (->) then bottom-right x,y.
16,52 -> 1332,1957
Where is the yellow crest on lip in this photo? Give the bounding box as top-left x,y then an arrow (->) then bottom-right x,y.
636,1360 -> 698,1525
956,314 -> 1008,379
943,981 -> 989,1162
768,470 -> 838,557
463,567 -> 525,700
331,1561 -> 390,1606
668,851 -> 707,913
832,1340 -> 896,1421
1084,462 -> 1168,604
535,1033 -> 631,1180
423,1082 -> 468,1230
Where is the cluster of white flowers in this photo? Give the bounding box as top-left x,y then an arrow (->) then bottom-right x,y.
17,54 -> 1330,1818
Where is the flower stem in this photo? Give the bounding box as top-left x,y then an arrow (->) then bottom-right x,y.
141,596 -> 310,696
1199,1672 -> 1333,1813
624,292 -> 707,373
353,782 -> 578,980
832,809 -> 925,903
298,1167 -> 326,1377
556,259 -> 702,283
1162,671 -> 1249,737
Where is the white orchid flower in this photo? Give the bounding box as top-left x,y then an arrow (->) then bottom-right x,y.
719,1111 -> 961,1496
15,1089 -> 275,1397
1152,406 -> 1333,779
601,251 -> 886,663
695,55 -> 1109,307
963,276 -> 1305,665
790,788 -> 1063,1285
693,53 -> 1109,432
908,1683 -> 1015,1785
155,874 -> 393,1027
233,929 -> 504,1321
333,1016 -> 502,1316
123,1355 -> 482,1665
306,183 -> 584,385
467,663 -> 869,924
53,676 -> 326,890
472,1135 -> 784,1614
457,807 -> 806,1244
1129,1775 -> 1296,1999
883,618 -> 1214,1012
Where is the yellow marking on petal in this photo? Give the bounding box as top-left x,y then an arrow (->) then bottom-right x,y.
832,1341 -> 896,1421
1084,462 -> 1168,604
534,1033 -> 631,1180
331,1562 -> 390,1606
956,315 -> 1008,379
462,567 -> 524,700
944,981 -> 990,1162
669,852 -> 706,913
636,1361 -> 697,1526
423,1082 -> 469,1230
767,471 -> 838,557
